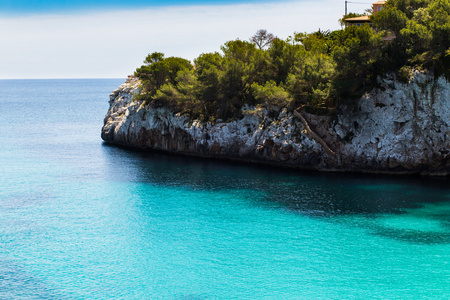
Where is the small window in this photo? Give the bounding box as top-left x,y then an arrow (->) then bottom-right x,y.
379,7 -> 382,11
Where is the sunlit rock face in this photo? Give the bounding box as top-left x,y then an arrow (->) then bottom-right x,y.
102,73 -> 450,175
331,72 -> 450,175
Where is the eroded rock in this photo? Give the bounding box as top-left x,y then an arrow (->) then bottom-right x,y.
102,73 -> 450,175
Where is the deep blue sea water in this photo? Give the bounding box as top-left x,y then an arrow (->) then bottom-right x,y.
0,79 -> 449,299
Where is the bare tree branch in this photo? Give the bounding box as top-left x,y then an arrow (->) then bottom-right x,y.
250,29 -> 275,50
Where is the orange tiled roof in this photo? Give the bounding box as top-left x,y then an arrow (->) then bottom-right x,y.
345,16 -> 371,22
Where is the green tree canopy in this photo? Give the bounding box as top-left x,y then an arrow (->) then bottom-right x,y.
134,0 -> 450,120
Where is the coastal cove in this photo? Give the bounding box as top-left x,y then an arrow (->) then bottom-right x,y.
1,79 -> 450,298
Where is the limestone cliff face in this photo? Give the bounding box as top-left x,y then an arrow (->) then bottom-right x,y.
102,73 -> 450,175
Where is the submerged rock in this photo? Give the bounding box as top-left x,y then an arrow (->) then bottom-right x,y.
102,73 -> 450,175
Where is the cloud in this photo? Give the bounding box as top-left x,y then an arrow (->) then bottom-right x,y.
0,0 -> 348,79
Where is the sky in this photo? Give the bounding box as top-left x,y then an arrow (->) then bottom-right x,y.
0,0 -> 371,79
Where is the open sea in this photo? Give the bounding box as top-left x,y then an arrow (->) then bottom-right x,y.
0,79 -> 449,299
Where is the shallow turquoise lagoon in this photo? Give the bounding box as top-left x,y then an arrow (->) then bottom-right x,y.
0,79 -> 449,299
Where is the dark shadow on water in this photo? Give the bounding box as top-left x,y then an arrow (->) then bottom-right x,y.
101,144 -> 450,213
368,226 -> 450,244
101,144 -> 450,244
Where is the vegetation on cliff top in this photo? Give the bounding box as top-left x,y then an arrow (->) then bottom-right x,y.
135,0 -> 450,121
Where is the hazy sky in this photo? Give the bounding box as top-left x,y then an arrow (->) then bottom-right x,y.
0,0 -> 370,79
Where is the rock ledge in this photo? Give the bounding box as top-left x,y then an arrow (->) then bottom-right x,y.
102,73 -> 450,176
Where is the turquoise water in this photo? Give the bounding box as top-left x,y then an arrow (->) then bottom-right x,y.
0,79 -> 449,299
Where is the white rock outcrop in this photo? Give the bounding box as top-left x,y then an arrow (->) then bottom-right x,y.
332,72 -> 450,174
102,72 -> 450,175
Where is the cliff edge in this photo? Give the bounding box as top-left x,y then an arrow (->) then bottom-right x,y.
102,73 -> 450,175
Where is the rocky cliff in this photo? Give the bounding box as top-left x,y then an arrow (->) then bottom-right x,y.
102,72 -> 450,175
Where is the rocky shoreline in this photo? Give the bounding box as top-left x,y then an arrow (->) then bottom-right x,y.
102,73 -> 450,176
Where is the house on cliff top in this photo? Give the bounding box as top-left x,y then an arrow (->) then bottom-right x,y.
345,1 -> 386,27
